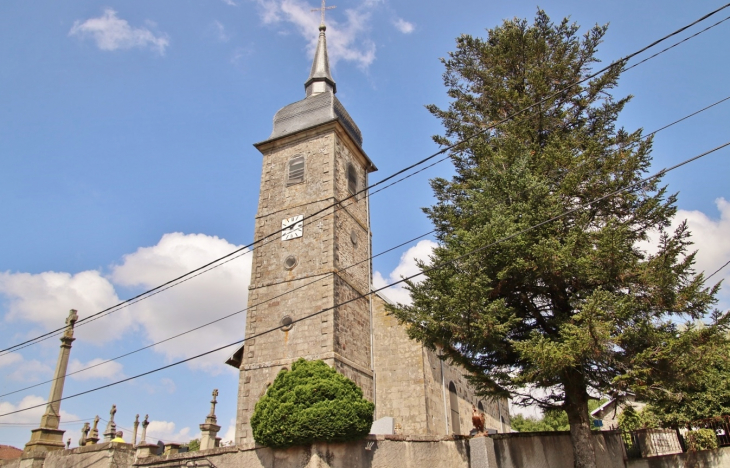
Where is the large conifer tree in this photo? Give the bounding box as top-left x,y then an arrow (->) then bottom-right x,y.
389,11 -> 722,467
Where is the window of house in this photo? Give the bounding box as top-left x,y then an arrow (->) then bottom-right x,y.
287,155 -> 305,186
347,163 -> 358,195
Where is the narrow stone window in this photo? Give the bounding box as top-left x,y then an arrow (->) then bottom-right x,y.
347,163 -> 358,195
449,381 -> 460,434
477,401 -> 484,414
287,155 -> 305,186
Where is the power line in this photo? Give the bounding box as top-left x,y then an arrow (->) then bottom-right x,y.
2,2 -> 728,355
2,140 -> 727,420
0,229 -> 435,398
2,89 -> 728,396
707,259 -> 730,281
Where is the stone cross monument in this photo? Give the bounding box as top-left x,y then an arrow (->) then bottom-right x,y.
199,389 -> 221,450
103,405 -> 117,441
86,416 -> 100,445
78,423 -> 90,447
24,310 -> 79,453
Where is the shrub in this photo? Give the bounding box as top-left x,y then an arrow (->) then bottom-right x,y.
250,359 -> 375,448
685,429 -> 718,452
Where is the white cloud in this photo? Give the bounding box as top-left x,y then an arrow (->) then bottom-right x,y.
221,418 -> 236,445
109,232 -> 251,374
393,18 -> 414,34
68,358 -> 124,381
145,420 -> 194,443
642,198 -> 730,309
212,20 -> 232,42
69,9 -> 170,54
0,352 -> 23,369
0,395 -> 79,424
5,358 -> 52,383
0,352 -> 52,383
0,233 -> 251,376
222,0 -> 237,5
374,240 -> 437,305
0,269 -> 129,345
251,0 -> 378,69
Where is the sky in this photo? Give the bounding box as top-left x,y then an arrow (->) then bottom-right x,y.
1,0 -> 729,447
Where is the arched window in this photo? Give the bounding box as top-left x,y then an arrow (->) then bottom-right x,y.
347,163 -> 358,195
287,155 -> 305,186
477,401 -> 484,413
449,382 -> 460,434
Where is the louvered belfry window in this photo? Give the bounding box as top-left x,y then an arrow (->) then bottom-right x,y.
347,163 -> 358,195
287,155 -> 305,186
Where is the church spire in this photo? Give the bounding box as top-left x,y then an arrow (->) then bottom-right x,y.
305,1 -> 336,96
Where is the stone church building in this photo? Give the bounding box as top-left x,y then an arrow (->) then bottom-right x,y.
221,22 -> 509,445
5,19 -> 511,468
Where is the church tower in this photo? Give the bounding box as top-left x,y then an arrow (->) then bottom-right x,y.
228,20 -> 377,446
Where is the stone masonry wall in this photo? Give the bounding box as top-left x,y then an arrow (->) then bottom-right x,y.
238,122 -> 375,446
372,293 -> 511,436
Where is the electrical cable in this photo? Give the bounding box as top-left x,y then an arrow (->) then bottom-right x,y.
3,3 -> 727,356
0,229 -> 435,398
707,259 -> 730,281
2,92 -> 728,397
1,140 -> 727,419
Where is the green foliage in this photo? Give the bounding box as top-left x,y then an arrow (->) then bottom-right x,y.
685,429 -> 718,452
512,400 -> 604,432
250,359 -> 374,448
387,8 -> 723,467
511,409 -> 569,432
640,324 -> 730,427
185,439 -> 200,452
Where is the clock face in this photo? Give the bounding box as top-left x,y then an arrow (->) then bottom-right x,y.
281,215 -> 304,241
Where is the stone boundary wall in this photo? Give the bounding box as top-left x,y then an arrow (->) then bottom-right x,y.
134,435 -> 470,468
627,446 -> 730,468
470,431 -> 626,468
0,443 -> 136,468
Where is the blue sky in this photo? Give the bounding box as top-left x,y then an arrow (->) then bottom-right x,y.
1,0 -> 729,447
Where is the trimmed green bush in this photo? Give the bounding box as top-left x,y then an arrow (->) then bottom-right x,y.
250,359 -> 375,448
685,429 -> 718,452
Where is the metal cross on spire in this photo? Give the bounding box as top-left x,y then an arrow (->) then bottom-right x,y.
311,0 -> 335,27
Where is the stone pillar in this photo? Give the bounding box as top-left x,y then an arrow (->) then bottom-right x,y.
103,404 -> 117,441
140,415 -> 149,444
199,389 -> 221,450
24,310 -> 78,453
132,414 -> 140,446
135,443 -> 159,460
163,443 -> 180,457
86,416 -> 100,445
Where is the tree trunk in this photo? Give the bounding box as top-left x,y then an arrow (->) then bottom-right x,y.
564,374 -> 597,468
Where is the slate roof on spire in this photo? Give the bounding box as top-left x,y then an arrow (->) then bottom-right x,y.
305,25 -> 336,96
259,22 -> 367,150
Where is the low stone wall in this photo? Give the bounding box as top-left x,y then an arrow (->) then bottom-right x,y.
133,435 -> 470,468
470,431 -> 626,468
45,443 -> 135,468
627,446 -> 730,468
0,443 -> 135,468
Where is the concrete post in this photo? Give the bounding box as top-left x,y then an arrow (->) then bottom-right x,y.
469,436 -> 497,468
23,310 -> 78,453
